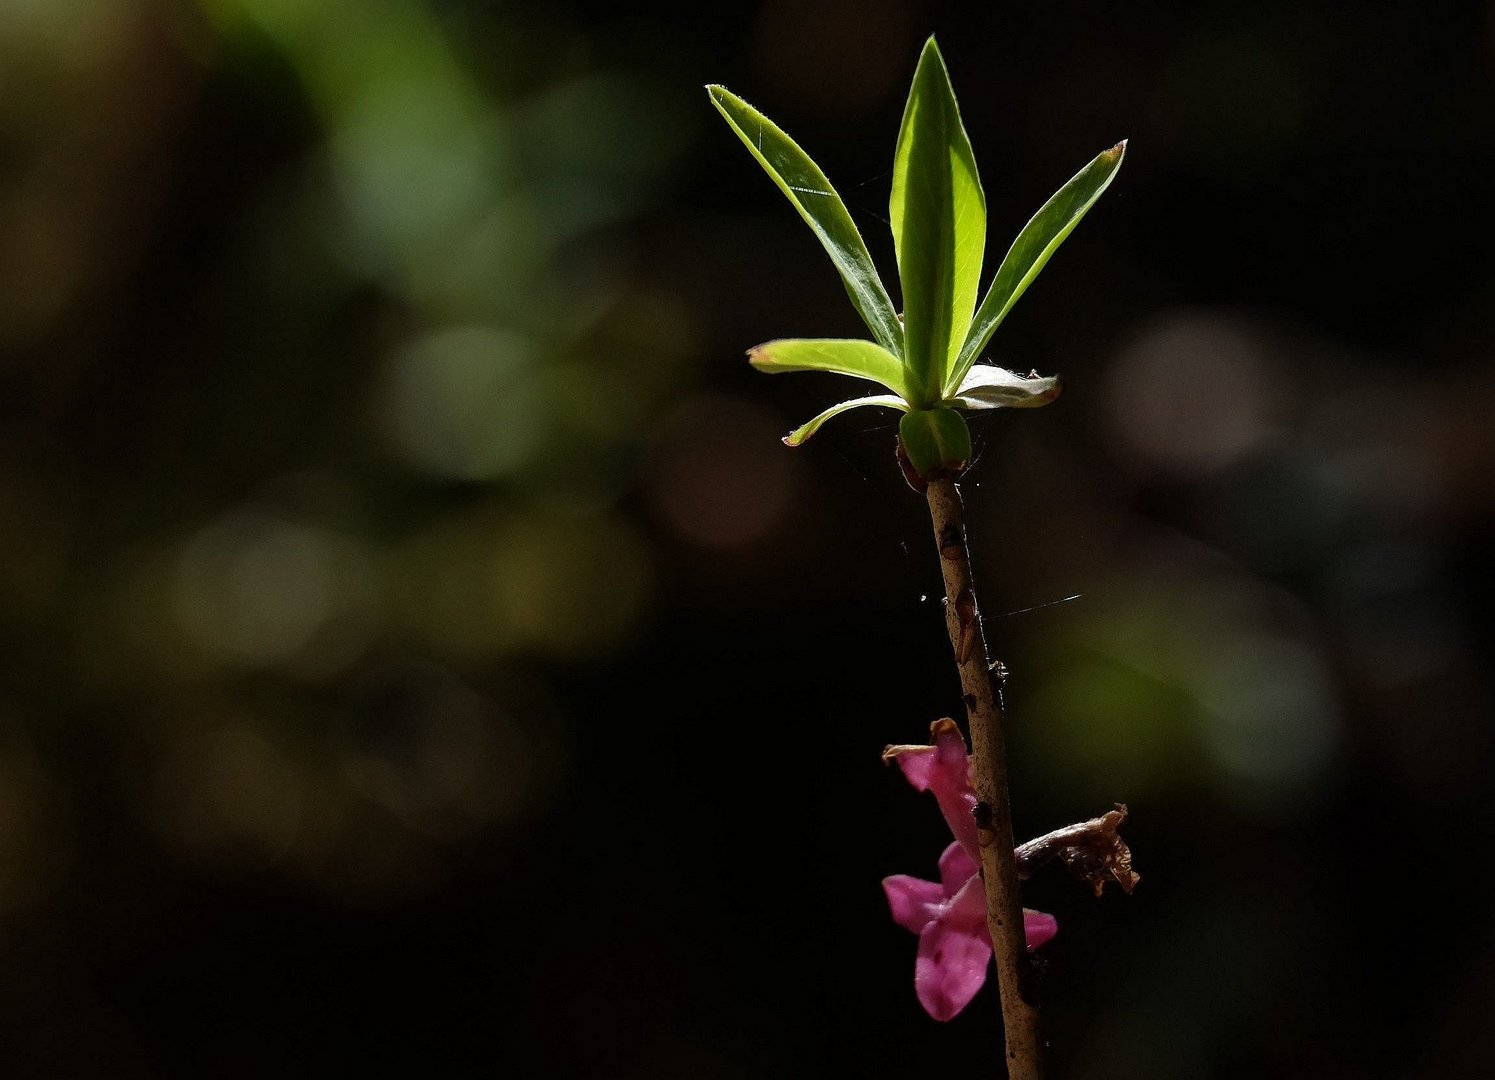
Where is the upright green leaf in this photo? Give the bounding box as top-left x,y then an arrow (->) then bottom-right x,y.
889,37 -> 985,408
949,141 -> 1126,394
707,86 -> 904,356
747,338 -> 907,398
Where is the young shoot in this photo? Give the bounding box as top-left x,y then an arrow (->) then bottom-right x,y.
709,36 -> 1136,1080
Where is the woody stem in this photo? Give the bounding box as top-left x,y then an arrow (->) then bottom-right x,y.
924,475 -> 1042,1080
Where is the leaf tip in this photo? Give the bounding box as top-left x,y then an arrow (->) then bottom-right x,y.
781,432 -> 803,447
746,344 -> 772,372
916,34 -> 946,69
1019,372 -> 1063,409
1105,139 -> 1128,162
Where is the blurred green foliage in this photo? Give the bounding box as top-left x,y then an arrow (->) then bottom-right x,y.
0,0 -> 692,905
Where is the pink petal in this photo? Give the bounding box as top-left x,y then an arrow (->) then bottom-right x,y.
1023,908 -> 1058,951
887,721 -> 981,860
950,876 -> 1058,952
943,870 -> 988,931
923,722 -> 981,860
914,910 -> 992,1021
882,874 -> 946,934
890,744 -> 939,792
938,840 -> 980,895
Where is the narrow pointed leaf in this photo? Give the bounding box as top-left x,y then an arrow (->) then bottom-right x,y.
943,365 -> 1061,410
782,395 -> 908,447
747,338 -> 907,397
949,141 -> 1125,394
890,38 -> 985,407
707,86 -> 903,356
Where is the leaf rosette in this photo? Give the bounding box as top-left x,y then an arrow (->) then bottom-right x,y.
709,38 -> 1124,479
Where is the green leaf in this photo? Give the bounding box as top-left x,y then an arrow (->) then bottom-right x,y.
944,365 -> 1061,410
707,86 -> 904,356
747,338 -> 907,398
898,408 -> 972,477
782,395 -> 908,447
890,37 -> 985,408
949,140 -> 1126,394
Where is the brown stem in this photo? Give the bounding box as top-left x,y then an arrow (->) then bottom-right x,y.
924,475 -> 1042,1080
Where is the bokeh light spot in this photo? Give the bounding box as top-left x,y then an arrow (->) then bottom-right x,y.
489,512 -> 653,657
341,668 -> 534,839
1106,312 -> 1279,476
1196,634 -> 1340,806
394,508 -> 653,660
377,325 -> 542,480
0,736 -> 72,916
645,395 -> 799,551
153,725 -> 303,865
173,507 -> 380,674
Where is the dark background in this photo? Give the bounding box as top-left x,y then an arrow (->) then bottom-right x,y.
3,1 -> 1493,1076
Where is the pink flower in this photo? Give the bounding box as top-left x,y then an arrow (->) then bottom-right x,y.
883,720 -> 1058,1022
